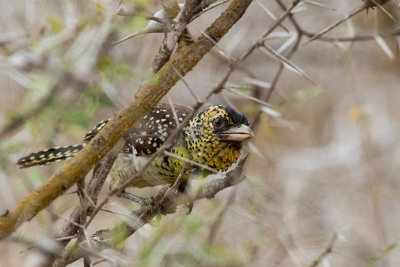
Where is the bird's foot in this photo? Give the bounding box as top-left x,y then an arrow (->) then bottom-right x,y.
119,191 -> 153,207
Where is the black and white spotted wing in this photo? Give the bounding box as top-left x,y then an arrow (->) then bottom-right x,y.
124,103 -> 193,156
82,118 -> 111,143
17,144 -> 85,168
16,104 -> 192,168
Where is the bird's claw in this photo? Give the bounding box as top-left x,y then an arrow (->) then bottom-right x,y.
119,191 -> 153,207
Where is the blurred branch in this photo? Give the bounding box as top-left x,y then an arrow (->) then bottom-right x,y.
0,73 -> 84,142
305,4 -> 367,44
278,0 -> 399,44
310,233 -> 338,267
302,27 -> 400,42
364,0 -> 391,8
250,35 -> 302,129
366,237 -> 400,266
0,9 -> 115,142
76,180 -> 91,267
260,44 -> 317,86
208,0 -> 300,97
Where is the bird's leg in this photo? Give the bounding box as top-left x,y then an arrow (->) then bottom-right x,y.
177,180 -> 188,193
175,180 -> 193,214
118,190 -> 153,206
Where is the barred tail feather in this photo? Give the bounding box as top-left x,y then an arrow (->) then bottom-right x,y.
17,144 -> 85,168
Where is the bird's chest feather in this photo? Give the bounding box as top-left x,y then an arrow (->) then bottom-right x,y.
189,138 -> 242,172
109,154 -> 172,189
109,144 -> 193,189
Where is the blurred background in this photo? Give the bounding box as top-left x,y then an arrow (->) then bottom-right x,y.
1,0 -> 400,266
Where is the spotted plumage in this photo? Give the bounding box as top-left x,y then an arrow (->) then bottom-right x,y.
17,104 -> 253,191
123,104 -> 191,156
185,105 -> 249,171
17,144 -> 85,168
82,119 -> 111,143
17,119 -> 111,168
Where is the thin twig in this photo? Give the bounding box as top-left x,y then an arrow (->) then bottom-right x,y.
260,44 -> 318,86
310,233 -> 338,267
305,4 -> 367,44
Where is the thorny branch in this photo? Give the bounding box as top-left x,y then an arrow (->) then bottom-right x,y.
298,0 -> 398,44
151,0 -> 211,72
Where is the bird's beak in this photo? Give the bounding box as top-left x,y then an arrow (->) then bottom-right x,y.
220,124 -> 254,142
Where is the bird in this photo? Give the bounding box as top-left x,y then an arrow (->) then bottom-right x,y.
17,104 -> 253,201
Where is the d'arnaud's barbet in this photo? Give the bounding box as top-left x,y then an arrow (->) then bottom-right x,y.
17,104 -> 253,200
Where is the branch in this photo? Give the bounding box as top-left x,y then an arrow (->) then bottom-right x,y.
52,140 -> 125,246
151,0 -> 207,72
305,4 -> 367,44
302,27 -> 400,43
0,0 -> 253,240
310,233 -> 338,267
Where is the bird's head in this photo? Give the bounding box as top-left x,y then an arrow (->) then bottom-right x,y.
185,105 -> 253,172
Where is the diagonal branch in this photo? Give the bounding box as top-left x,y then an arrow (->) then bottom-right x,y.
152,0 -> 208,72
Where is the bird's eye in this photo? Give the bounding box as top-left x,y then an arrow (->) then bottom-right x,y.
213,117 -> 224,129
